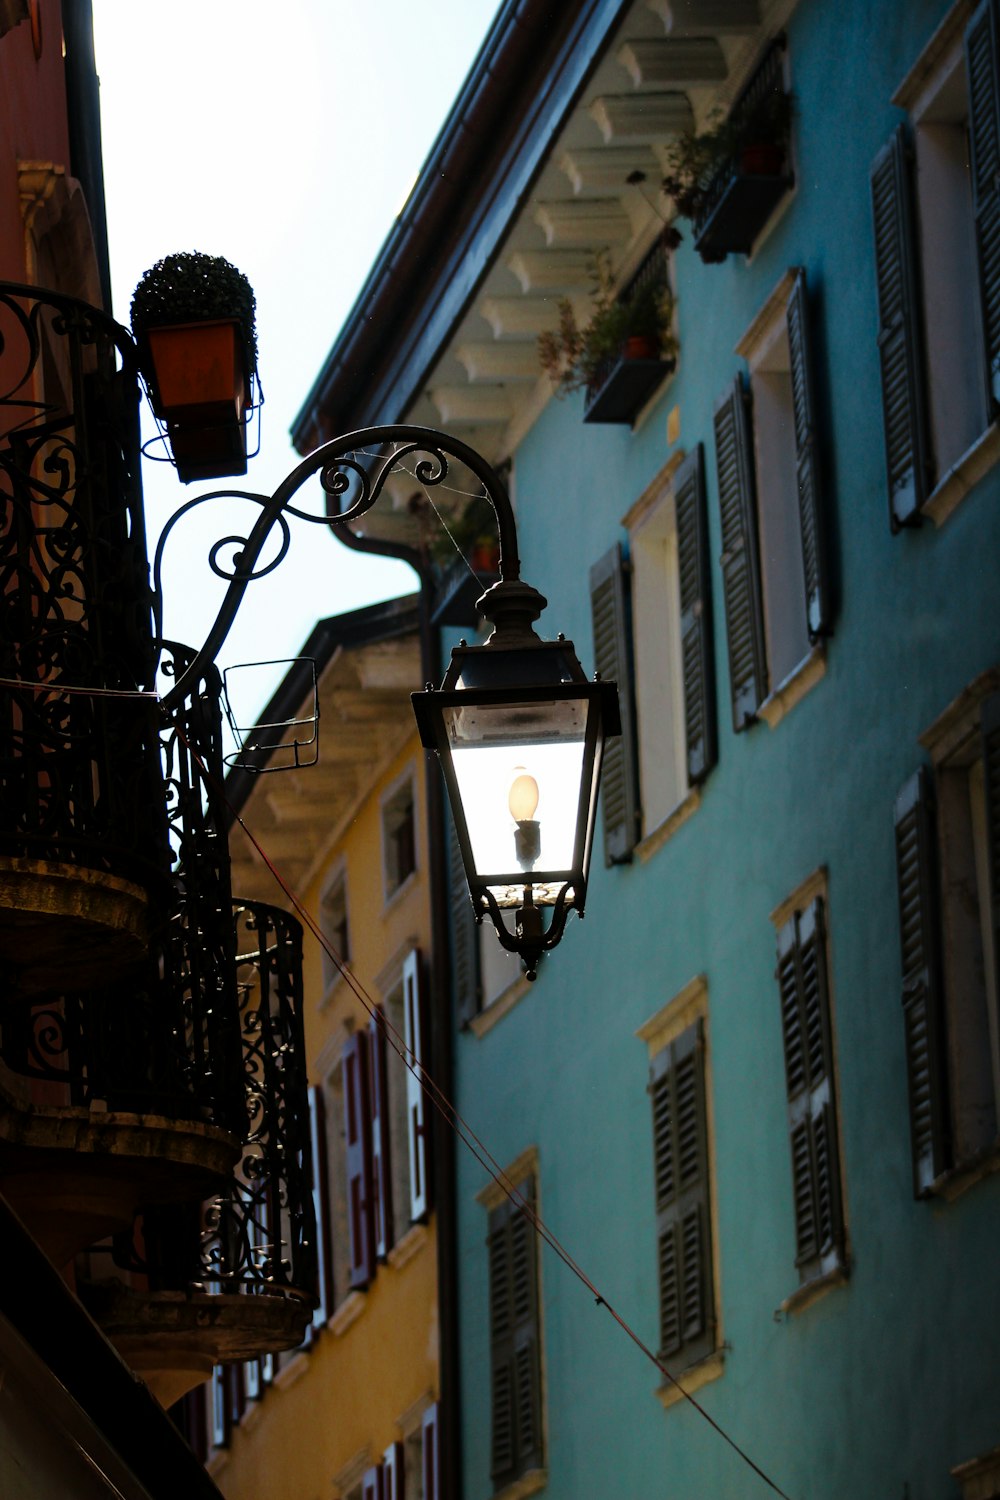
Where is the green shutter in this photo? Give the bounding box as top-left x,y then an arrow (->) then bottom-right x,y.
674,445 -> 718,784
966,0 -> 1000,411
590,543 -> 640,863
981,695 -> 1000,1092
776,898 -> 844,1278
448,805 -> 481,1027
650,1020 -> 714,1366
714,376 -> 766,730
894,769 -> 950,1195
870,126 -> 931,527
785,269 -> 832,640
488,1181 -> 541,1486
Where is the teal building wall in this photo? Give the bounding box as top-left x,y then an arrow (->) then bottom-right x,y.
451,2 -> 1000,1497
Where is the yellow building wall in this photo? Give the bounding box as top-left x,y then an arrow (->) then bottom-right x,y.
214,730 -> 438,1500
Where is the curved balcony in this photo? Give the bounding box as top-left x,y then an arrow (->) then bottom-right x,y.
0,283 -> 167,993
0,649 -> 246,1263
80,902 -> 317,1406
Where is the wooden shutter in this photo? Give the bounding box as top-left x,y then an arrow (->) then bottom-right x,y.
308,1084 -> 334,1325
361,1465 -> 384,1500
983,696 -> 1000,1043
786,269 -> 831,640
403,948 -> 431,1222
422,1403 -> 440,1500
383,1442 -> 404,1500
650,1020 -> 714,1365
343,1029 -> 375,1288
894,769 -> 950,1194
449,805 -> 481,1027
369,1007 -> 393,1259
775,898 -> 844,1276
590,542 -> 640,863
870,126 -> 931,527
674,446 -> 718,785
967,0 -> 1000,411
714,376 -> 767,729
488,1184 -> 542,1487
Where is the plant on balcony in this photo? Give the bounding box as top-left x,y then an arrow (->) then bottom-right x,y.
130,251 -> 258,481
538,253 -> 677,399
430,493 -> 500,571
660,88 -> 792,254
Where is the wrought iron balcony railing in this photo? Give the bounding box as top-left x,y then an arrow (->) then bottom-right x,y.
0,645 -> 244,1134
0,283 -> 166,885
99,900 -> 316,1310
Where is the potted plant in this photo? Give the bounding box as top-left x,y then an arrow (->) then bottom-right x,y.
429,493 -> 500,571
130,251 -> 258,482
661,88 -> 792,244
538,253 -> 677,399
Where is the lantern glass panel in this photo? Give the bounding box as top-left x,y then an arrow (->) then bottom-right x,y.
441,696 -> 591,880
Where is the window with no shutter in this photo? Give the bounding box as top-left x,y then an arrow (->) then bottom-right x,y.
775,894 -> 846,1283
488,1178 -> 543,1491
650,1018 -> 715,1368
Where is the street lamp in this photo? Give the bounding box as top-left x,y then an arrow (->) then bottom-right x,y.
155,426 -> 620,976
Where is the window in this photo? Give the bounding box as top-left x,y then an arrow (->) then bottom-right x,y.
714,268 -> 830,731
589,444 -> 717,863
481,1160 -> 544,1494
649,1017 -> 716,1373
894,675 -> 1000,1194
360,1406 -> 439,1500
320,868 -> 350,992
382,774 -> 417,898
773,885 -> 846,1288
872,0 -> 1000,527
338,950 -> 431,1292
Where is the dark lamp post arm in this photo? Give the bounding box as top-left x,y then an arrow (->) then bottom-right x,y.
156,424 -> 524,717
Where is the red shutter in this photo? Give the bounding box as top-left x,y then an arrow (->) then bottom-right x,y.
422,1403 -> 440,1500
361,1465 -> 384,1500
343,1029 -> 375,1288
383,1441 -> 404,1500
369,1007 -> 394,1259
403,949 -> 430,1222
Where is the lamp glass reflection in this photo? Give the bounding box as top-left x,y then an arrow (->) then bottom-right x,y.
450,739 -> 585,878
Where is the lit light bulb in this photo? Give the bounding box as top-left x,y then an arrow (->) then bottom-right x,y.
508,766 -> 539,823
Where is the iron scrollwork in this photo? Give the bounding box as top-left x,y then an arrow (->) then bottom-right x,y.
0,284 -> 164,883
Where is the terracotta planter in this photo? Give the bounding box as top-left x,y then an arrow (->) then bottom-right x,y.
141,320 -> 251,483
143,320 -> 248,421
622,334 -> 660,361
739,142 -> 785,177
469,541 -> 501,573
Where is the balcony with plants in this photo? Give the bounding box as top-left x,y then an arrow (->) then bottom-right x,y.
661,39 -> 793,264
538,245 -> 678,426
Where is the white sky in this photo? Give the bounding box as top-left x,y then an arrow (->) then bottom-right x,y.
91,0 -> 500,732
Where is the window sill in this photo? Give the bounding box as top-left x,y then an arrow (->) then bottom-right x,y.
928,1139 -> 1000,1202
387,1221 -> 428,1270
239,1400 -> 265,1434
207,1450 -> 229,1477
758,643 -> 826,730
637,787 -> 702,864
273,1350 -> 310,1390
656,1346 -> 725,1411
319,969 -> 353,1015
924,421 -> 1000,529
328,1288 -> 366,1337
492,1467 -> 547,1500
776,1261 -> 848,1318
382,866 -> 418,917
469,972 -> 533,1039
